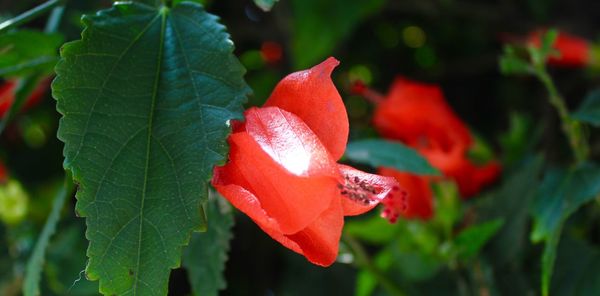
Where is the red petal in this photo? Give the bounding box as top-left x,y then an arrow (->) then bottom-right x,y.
378,167 -> 433,220
212,130 -> 338,234
337,164 -> 399,216
264,57 -> 349,160
243,107 -> 339,177
213,183 -> 343,266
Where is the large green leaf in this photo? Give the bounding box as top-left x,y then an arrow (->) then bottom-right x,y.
345,139 -> 439,175
53,2 -> 249,295
531,163 -> 600,296
572,89 -> 600,127
0,30 -> 63,78
182,194 -> 234,296
290,0 -> 386,68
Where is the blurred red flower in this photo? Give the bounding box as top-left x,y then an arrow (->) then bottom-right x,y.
0,161 -> 6,183
527,29 -> 591,67
212,58 -> 402,266
0,78 -> 50,118
356,78 -> 501,220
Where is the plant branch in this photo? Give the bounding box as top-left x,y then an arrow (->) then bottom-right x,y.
0,0 -> 65,34
533,65 -> 589,163
342,233 -> 406,296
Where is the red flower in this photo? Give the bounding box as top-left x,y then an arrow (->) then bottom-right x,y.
527,29 -> 591,67
212,58 -> 401,266
368,78 -> 500,201
378,168 -> 432,221
0,78 -> 49,118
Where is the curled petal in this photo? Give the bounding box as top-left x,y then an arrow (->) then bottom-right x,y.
213,184 -> 343,266
264,57 -> 349,160
212,131 -> 338,234
337,164 -> 400,216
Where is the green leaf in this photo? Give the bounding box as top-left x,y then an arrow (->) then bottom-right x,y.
290,0 -> 386,68
499,45 -> 532,75
23,177 -> 74,296
345,214 -> 398,244
572,89 -> 600,126
254,0 -> 279,11
345,139 -> 439,176
182,194 -> 234,296
452,219 -> 503,260
531,163 -> 600,296
0,30 -> 63,78
52,2 -> 249,295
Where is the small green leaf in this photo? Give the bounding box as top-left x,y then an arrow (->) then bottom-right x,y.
499,46 -> 532,75
23,177 -> 74,296
345,139 -> 439,175
182,194 -> 234,296
53,2 -> 249,295
453,219 -> 503,260
531,163 -> 600,296
572,89 -> 600,126
254,0 -> 279,11
0,30 -> 63,78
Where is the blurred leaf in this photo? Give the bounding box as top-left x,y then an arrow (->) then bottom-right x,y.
254,0 -> 279,11
531,163 -> 600,296
453,219 -> 503,260
44,224 -> 99,295
572,89 -> 600,127
478,155 -> 543,265
53,2 -> 249,295
290,0 -> 386,68
182,195 -> 234,296
499,46 -> 532,75
431,181 -> 461,239
345,140 -> 439,175
0,30 -> 63,78
345,214 -> 398,245
552,235 -> 600,296
528,29 -> 558,66
23,177 -> 73,296
498,113 -> 535,165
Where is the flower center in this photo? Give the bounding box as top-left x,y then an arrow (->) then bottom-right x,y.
338,175 -> 381,206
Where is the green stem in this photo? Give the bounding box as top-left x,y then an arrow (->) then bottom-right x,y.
342,233 -> 406,296
534,66 -> 589,164
44,4 -> 66,33
0,0 -> 65,34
